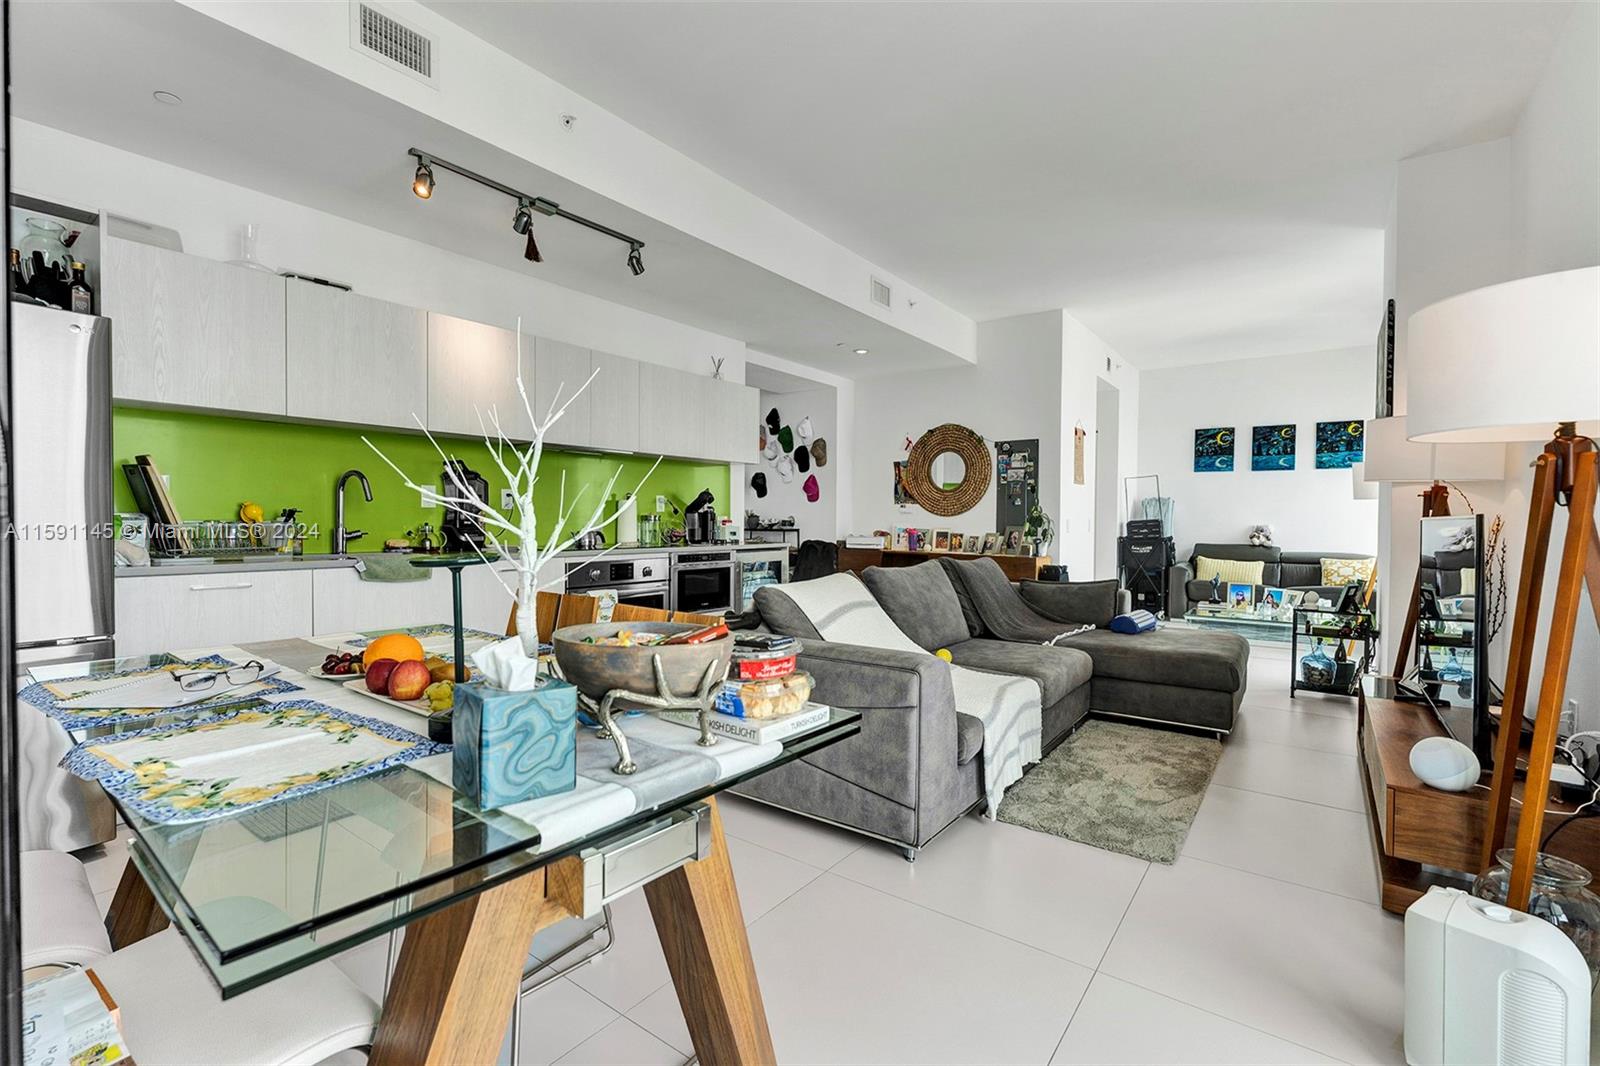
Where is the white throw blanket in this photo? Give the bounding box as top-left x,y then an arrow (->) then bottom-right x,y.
770,573 -> 1041,816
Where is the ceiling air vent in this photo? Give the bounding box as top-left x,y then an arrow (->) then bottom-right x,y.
869,276 -> 892,310
350,2 -> 437,85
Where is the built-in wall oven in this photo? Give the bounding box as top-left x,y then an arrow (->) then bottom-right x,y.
672,551 -> 738,615
565,555 -> 670,611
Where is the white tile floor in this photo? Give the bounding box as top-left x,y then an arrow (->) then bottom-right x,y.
79,642 -> 1406,1064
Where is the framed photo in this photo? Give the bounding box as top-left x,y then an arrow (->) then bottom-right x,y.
1018,542 -> 1034,557
948,533 -> 965,553
1003,526 -> 1025,554
981,532 -> 1001,555
1227,583 -> 1255,611
1260,587 -> 1288,611
892,527 -> 909,551
932,530 -> 951,552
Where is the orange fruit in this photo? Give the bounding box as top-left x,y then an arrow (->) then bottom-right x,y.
362,633 -> 426,667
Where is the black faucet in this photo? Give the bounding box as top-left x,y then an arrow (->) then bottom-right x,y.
334,469 -> 373,555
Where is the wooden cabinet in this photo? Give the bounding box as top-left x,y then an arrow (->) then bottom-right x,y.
310,567 -> 453,635
534,337 -> 593,447
427,314 -> 533,440
286,280 -> 427,429
113,570 -> 314,657
101,236 -> 287,414
588,350 -> 639,453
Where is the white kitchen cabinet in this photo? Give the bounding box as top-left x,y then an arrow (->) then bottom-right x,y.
706,377 -> 759,463
636,362 -> 706,460
459,562 -> 524,634
310,567 -> 454,635
113,570 -> 314,658
588,350 -> 639,453
286,280 -> 427,429
534,337 -> 593,448
102,236 -> 287,414
427,314 -> 533,439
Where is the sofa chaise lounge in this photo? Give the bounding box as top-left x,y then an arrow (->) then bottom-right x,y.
732,558 -> 1248,859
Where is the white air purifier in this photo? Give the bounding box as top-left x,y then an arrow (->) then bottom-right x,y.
1405,885 -> 1591,1065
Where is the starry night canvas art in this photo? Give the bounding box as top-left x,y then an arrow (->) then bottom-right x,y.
1315,420 -> 1365,469
1251,424 -> 1296,471
1193,427 -> 1235,472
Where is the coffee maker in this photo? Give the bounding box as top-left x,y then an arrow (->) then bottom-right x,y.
684,489 -> 717,545
441,459 -> 489,551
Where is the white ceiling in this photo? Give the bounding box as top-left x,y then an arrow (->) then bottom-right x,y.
8,0 -> 966,379
424,0 -> 1572,368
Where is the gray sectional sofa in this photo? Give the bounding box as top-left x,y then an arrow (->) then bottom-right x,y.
732,558 -> 1248,859
1167,542 -> 1377,619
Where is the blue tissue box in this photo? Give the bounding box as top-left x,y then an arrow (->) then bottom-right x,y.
452,676 -> 578,810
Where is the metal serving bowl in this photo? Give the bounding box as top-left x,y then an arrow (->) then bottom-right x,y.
551,622 -> 732,702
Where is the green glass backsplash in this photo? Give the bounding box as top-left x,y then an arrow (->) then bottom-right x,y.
112,407 -> 730,553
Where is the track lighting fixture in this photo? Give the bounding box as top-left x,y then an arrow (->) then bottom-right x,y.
406,147 -> 645,277
412,159 -> 435,199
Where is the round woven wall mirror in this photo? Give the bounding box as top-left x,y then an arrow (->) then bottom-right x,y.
903,424 -> 991,516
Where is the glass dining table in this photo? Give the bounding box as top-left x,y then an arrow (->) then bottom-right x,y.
35,632 -> 860,1064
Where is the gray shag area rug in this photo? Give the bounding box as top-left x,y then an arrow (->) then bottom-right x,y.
996,720 -> 1223,863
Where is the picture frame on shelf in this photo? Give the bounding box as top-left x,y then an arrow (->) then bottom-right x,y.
1003,527 -> 1025,554
949,533 -> 965,553
981,532 -> 1001,555
932,530 -> 952,552
1260,587 -> 1289,612
892,527 -> 910,551
1228,582 -> 1255,611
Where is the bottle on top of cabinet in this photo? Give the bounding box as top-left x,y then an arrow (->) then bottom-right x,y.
68,262 -> 94,315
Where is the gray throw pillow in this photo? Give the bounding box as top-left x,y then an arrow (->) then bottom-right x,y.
1019,579 -> 1120,627
862,562 -> 971,651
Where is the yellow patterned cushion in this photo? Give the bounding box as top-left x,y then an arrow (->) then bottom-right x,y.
1194,556 -> 1265,586
1321,557 -> 1375,586
1458,568 -> 1476,596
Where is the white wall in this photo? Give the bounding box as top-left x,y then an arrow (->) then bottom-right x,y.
851,309 -> 1137,579
1137,346 -> 1378,561
13,118 -> 752,518
750,385 -> 838,542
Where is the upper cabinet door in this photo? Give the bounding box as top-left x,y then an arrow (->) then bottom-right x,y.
588,350 -> 640,454
427,314 -> 534,441
637,362 -> 706,460
708,378 -> 760,463
102,236 -> 287,414
534,337 -> 593,448
286,280 -> 427,429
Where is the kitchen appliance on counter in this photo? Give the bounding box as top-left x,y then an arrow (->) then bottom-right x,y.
672,550 -> 738,615
565,554 -> 670,611
638,513 -> 664,547
441,460 -> 489,552
11,302 -> 118,851
572,529 -> 606,552
684,489 -> 717,545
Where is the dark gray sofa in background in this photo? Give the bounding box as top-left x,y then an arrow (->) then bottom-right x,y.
732,559 -> 1248,860
1167,542 -> 1377,618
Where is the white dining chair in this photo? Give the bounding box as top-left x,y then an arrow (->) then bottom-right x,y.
22,848 -> 381,1066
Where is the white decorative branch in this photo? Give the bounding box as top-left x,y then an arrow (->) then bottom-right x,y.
364,320 -> 662,655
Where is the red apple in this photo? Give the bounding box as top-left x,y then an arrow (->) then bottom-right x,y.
365,659 -> 398,693
386,659 -> 432,702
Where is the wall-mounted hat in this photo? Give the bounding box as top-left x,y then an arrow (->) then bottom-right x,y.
750,472 -> 768,498
777,425 -> 794,452
765,407 -> 781,434
764,438 -> 780,461
776,455 -> 795,482
797,416 -> 814,441
811,438 -> 828,466
803,474 -> 820,502
794,445 -> 811,472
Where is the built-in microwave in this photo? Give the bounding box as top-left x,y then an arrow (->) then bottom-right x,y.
671,552 -> 737,615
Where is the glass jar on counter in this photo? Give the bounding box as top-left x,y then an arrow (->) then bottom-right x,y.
1473,849 -> 1600,987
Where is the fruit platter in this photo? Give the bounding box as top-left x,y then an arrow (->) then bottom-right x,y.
320,632 -> 475,716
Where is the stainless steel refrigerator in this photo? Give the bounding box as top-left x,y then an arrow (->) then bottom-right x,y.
10,301 -> 116,849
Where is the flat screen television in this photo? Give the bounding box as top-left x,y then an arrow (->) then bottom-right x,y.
1413,514 -> 1491,767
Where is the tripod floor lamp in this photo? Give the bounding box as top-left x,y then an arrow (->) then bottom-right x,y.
1407,265 -> 1600,914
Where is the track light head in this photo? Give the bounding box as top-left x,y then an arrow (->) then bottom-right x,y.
512,198 -> 533,235
412,160 -> 435,199
627,244 -> 645,277
524,229 -> 543,263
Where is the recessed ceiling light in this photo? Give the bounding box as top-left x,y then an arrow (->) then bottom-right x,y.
152,90 -> 182,106
853,348 -> 870,355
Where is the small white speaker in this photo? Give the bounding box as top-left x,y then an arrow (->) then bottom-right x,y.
1409,736 -> 1481,791
1405,886 -> 1590,1065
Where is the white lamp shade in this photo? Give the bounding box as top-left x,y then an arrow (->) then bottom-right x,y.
1362,415 -> 1504,483
1407,266 -> 1599,443
1351,462 -> 1379,500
